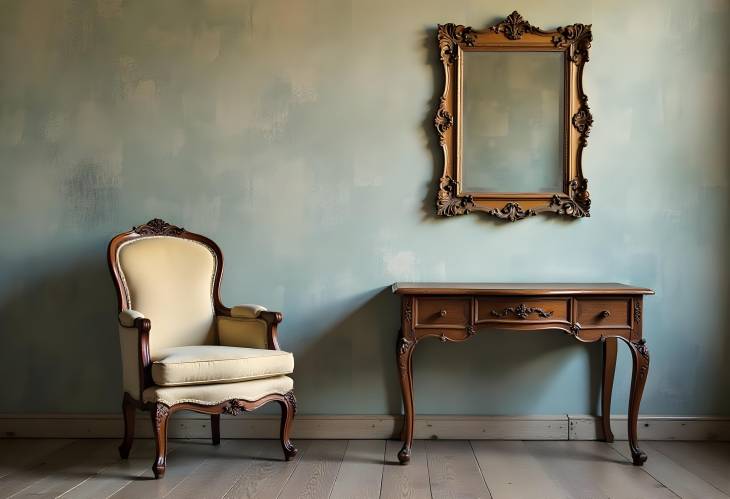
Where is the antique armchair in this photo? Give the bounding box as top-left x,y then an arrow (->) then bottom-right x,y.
108,218 -> 297,478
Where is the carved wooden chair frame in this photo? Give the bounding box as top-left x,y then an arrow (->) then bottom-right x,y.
435,11 -> 593,221
108,219 -> 297,478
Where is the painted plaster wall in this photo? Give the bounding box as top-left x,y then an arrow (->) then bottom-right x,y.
0,0 -> 728,416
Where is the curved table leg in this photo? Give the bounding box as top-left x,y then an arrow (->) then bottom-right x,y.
397,332 -> 416,464
601,337 -> 617,442
624,338 -> 650,465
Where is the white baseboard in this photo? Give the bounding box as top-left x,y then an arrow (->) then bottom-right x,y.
0,414 -> 727,440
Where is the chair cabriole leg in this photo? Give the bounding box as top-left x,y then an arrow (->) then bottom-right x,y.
151,403 -> 170,478
211,414 -> 221,445
279,391 -> 298,460
119,393 -> 135,459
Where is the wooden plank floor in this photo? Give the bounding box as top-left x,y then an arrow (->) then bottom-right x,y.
0,439 -> 727,498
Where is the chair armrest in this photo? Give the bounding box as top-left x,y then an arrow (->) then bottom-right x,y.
119,309 -> 145,327
118,311 -> 152,401
219,305 -> 283,350
258,310 -> 283,350
230,304 -> 268,319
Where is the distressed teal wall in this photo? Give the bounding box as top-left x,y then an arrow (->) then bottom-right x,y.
0,0 -> 728,416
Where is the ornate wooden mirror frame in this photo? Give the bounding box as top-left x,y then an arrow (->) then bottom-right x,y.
435,12 -> 593,221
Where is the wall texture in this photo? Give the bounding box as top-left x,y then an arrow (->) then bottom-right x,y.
0,0 -> 728,416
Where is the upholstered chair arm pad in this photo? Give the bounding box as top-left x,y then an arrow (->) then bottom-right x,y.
119,309 -> 146,327
230,304 -> 268,318
118,312 -> 152,400
119,324 -> 146,398
218,308 -> 283,350
216,316 -> 269,350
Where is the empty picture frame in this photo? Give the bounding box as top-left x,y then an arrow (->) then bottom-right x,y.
435,12 -> 593,221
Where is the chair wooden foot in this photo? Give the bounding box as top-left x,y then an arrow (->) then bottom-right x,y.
151,403 -> 170,479
211,414 -> 221,445
279,391 -> 298,460
119,393 -> 135,459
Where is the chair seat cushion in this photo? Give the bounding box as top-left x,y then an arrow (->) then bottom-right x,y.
143,375 -> 293,406
151,345 -> 294,386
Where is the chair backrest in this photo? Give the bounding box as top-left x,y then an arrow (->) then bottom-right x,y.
108,219 -> 226,358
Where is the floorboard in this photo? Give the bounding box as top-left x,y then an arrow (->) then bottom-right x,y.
0,438 -> 727,498
524,441 -> 678,499
0,439 -> 74,480
648,441 -> 730,496
611,441 -> 730,499
380,440 -> 431,499
111,440 -> 219,499
471,440 -> 568,499
160,439 -> 269,499
59,439 -> 160,499
276,439 -> 347,499
222,439 -> 309,499
0,439 -> 116,499
426,440 -> 491,499
330,440 -> 386,499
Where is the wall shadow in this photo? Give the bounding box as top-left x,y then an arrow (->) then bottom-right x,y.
0,243 -> 121,413
0,250 -> 606,417
293,285 -> 604,416
409,328 -> 603,416
292,287 -> 402,415
419,26 -> 444,222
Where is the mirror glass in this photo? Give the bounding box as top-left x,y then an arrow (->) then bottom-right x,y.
461,51 -> 564,193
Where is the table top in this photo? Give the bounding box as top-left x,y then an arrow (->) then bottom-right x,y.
392,282 -> 654,296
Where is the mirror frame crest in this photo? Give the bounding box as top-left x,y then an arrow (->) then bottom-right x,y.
435,12 -> 593,222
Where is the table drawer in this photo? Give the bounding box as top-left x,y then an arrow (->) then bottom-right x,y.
477,298 -> 569,322
575,298 -> 630,327
415,298 -> 471,327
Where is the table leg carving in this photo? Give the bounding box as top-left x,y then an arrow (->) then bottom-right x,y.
624,338 -> 649,465
397,332 -> 415,464
601,337 -> 617,442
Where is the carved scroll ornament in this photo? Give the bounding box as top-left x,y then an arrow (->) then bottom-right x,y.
550,178 -> 591,218
437,176 -> 475,216
488,203 -> 536,222
490,304 -> 554,320
284,390 -> 298,415
133,218 -> 185,236
489,11 -> 540,40
154,404 -> 170,425
223,399 -> 246,416
438,23 -> 476,63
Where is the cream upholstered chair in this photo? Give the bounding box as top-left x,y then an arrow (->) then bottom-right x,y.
108,218 -> 297,478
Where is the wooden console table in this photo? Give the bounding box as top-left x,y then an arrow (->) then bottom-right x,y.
393,282 -> 654,466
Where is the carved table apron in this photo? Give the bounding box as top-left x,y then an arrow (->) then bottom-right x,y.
393,282 -> 654,466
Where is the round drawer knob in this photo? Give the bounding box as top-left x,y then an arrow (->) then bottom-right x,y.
598,310 -> 611,319
439,309 -> 448,317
